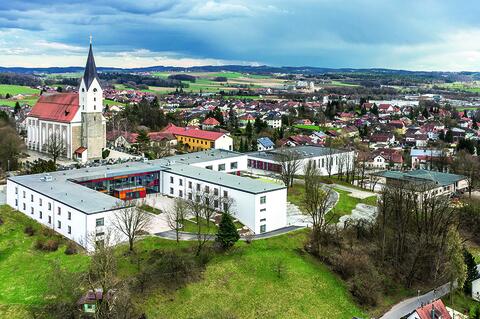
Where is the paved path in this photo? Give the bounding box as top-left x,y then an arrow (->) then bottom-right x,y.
380,281 -> 455,319
330,183 -> 377,199
155,225 -> 304,241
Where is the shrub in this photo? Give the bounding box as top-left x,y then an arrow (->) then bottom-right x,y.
0,217 -> 4,226
24,225 -> 36,236
64,241 -> 78,255
350,270 -> 382,306
42,228 -> 56,237
35,238 -> 59,252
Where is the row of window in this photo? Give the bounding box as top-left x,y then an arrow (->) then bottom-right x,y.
26,207 -> 72,234
169,177 -> 229,197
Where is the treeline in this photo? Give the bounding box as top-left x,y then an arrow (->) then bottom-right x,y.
99,73 -> 189,88
0,73 -> 41,87
167,74 -> 196,82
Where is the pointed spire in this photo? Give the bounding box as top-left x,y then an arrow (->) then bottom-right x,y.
83,39 -> 99,90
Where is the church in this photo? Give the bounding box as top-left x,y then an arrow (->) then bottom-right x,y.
25,42 -> 106,162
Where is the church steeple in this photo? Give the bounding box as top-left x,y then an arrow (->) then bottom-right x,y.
83,40 -> 99,90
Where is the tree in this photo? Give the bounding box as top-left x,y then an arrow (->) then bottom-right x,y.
302,160 -> 333,252
216,212 -> 240,250
451,150 -> 480,197
463,248 -> 479,295
371,104 -> 378,116
0,120 -> 24,173
14,101 -> 21,114
136,130 -> 150,154
445,129 -> 454,143
166,198 -> 189,243
275,148 -> 302,188
47,132 -> 65,165
112,202 -> 152,252
245,121 -> 253,140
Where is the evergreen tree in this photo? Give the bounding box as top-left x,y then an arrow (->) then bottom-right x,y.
245,121 -> 253,139
216,212 -> 240,250
439,130 -> 445,141
445,129 -> 454,143
371,104 -> 378,116
136,130 -> 150,153
14,101 -> 21,115
463,249 -> 479,295
473,121 -> 479,130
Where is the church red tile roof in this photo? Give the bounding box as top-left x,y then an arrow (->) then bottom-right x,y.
29,93 -> 79,123
162,123 -> 226,141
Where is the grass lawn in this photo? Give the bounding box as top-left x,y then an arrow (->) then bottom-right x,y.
141,230 -> 365,319
330,188 -> 377,223
287,184 -> 377,223
0,205 -> 365,319
0,205 -> 89,317
0,97 -> 39,107
140,204 -> 163,215
0,84 -> 39,96
181,217 -> 218,234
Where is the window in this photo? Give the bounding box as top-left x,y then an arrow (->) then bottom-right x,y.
179,190 -> 183,197
96,232 -> 105,236
205,198 -> 210,206
39,211 -> 42,219
214,200 -> 219,208
223,190 -> 228,197
57,221 -> 61,229
93,88 -> 97,92
39,198 -> 42,206
223,203 -> 228,211
179,179 -> 183,186
260,196 -> 266,204
196,184 -> 200,191
58,207 -> 61,215
230,162 -> 238,169
170,176 -> 174,183
170,187 -> 174,195
15,199 -> 18,206
214,188 -> 219,196
205,186 -> 210,193
188,193 -> 192,200
96,218 -> 104,227
260,224 -> 266,233
218,164 -> 226,171
15,187 -> 18,194
68,226 -> 71,234
31,207 -> 34,215
48,203 -> 52,210
48,216 -> 51,224
23,203 -> 26,210
196,195 -> 200,202
188,181 -> 192,189
68,212 -> 71,220
260,218 -> 266,222
321,158 -> 325,168
260,208 -> 266,212
23,191 -> 25,198
206,165 -> 213,170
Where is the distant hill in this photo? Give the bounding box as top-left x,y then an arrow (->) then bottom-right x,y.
1,65 -> 480,81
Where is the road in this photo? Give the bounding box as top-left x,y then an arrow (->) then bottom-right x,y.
380,281 -> 455,319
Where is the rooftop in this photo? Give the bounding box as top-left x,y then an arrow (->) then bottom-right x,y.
247,145 -> 348,161
376,169 -> 466,187
9,150 -> 281,214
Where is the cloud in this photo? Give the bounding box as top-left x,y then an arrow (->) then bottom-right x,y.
0,0 -> 479,70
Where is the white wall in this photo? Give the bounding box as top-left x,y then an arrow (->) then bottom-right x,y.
214,135 -> 233,151
190,155 -> 247,173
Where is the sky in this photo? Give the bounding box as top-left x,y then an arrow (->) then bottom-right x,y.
1,0 -> 480,71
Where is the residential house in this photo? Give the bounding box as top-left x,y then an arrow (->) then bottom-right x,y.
257,137 -> 275,151
202,117 -> 220,130
162,123 -> 233,151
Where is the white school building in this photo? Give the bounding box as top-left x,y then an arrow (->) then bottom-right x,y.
6,149 -> 287,251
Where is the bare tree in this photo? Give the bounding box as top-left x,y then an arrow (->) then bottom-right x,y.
112,201 -> 152,252
275,147 -> 302,187
303,160 -> 333,231
451,150 -> 480,198
150,140 -> 172,159
47,132 -> 65,164
166,198 -> 189,243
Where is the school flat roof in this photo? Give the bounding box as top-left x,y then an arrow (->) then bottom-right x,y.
247,145 -> 349,162
8,150 -> 283,215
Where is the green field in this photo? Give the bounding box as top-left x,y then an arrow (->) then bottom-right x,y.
0,97 -> 39,107
329,81 -> 360,87
0,205 -> 365,318
437,82 -> 480,93
0,84 -> 39,96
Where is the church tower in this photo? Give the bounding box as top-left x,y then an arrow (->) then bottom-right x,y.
78,39 -> 106,160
